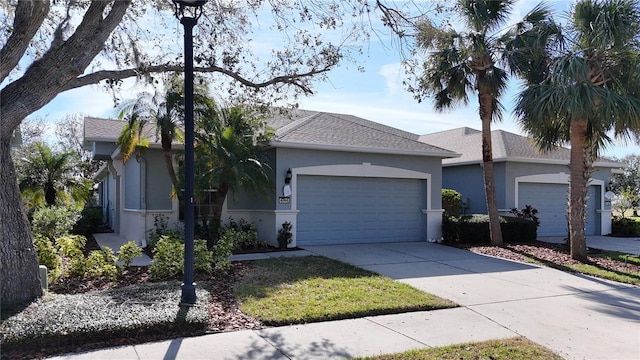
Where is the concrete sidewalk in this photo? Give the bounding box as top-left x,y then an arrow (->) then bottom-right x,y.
50,241 -> 639,360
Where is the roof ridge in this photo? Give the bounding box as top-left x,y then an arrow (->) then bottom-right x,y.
275,112 -> 322,138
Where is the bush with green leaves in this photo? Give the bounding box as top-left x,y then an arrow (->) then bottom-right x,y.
442,214 -> 537,244
146,213 -> 183,252
277,221 -> 293,249
223,218 -> 264,251
149,235 -> 213,279
31,206 -> 81,240
213,229 -> 235,271
85,246 -> 118,280
33,234 -> 62,282
55,235 -> 87,277
117,241 -> 143,267
611,216 -> 640,236
442,189 -> 462,217
72,206 -> 103,235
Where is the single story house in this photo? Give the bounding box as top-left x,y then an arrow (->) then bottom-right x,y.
418,127 -> 623,237
84,109 -> 457,248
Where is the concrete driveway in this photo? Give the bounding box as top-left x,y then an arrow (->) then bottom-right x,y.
305,242 -> 640,360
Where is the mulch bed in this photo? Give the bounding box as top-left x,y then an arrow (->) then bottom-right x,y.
456,240 -> 640,274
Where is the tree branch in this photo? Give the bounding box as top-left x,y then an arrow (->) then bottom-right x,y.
63,63 -> 334,95
0,0 -> 50,83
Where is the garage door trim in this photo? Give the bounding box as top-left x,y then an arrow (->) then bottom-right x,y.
290,163 -> 433,211
514,172 -> 605,210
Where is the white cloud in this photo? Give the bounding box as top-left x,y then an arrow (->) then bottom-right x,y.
378,63 -> 402,96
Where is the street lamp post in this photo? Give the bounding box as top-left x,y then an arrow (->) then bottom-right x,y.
172,0 -> 206,304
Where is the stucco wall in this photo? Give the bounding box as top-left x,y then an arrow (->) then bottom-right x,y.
124,159 -> 140,209
144,150 -> 174,210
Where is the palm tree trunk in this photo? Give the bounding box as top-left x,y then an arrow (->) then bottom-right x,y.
478,87 -> 503,246
209,183 -> 229,248
569,119 -> 589,262
162,148 -> 181,201
0,138 -> 43,305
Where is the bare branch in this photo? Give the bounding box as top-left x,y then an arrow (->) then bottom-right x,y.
63,63 -> 334,95
0,0 -> 50,83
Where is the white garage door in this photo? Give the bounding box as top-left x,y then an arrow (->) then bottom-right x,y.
519,183 -> 598,237
296,175 -> 427,246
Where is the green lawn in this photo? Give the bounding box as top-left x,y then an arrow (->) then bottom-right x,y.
356,337 -> 564,360
234,256 -> 457,325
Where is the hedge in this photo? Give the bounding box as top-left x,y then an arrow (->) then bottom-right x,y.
442,214 -> 537,244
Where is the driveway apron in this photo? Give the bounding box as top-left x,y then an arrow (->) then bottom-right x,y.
305,242 -> 640,360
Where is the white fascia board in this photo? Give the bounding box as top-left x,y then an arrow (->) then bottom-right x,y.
93,163 -> 110,181
269,140 -> 460,158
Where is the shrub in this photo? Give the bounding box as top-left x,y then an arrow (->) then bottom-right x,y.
223,218 -> 264,251
149,235 -> 213,279
31,206 -> 80,240
117,241 -> 143,267
611,217 -> 640,236
33,234 -> 62,282
149,235 -> 184,280
442,189 -> 462,217
85,247 -> 118,280
55,235 -> 88,277
194,239 -> 213,273
441,216 -> 459,244
213,229 -> 235,271
72,206 -> 103,235
277,221 -> 293,249
510,205 -> 540,227
146,214 -> 182,253
444,214 -> 537,244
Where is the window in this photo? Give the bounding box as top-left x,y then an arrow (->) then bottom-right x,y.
179,189 -> 217,221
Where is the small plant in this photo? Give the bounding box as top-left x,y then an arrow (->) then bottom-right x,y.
149,235 -> 184,279
510,205 -> 540,227
33,234 -> 62,282
117,241 -> 143,267
213,229 -> 236,271
85,246 -> 118,280
221,217 -> 264,251
31,206 -> 81,240
55,235 -> 88,277
442,189 -> 462,217
194,239 -> 213,273
277,221 -> 293,249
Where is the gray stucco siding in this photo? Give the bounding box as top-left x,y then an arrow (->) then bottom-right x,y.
442,165 -> 486,214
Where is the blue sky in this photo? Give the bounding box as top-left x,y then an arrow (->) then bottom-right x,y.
27,0 -> 640,159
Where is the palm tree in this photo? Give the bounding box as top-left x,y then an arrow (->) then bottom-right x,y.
15,142 -> 90,208
515,0 -> 640,261
193,104 -> 273,245
412,0 -> 556,245
116,79 -> 186,199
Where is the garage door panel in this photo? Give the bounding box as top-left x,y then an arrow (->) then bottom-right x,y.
519,183 -> 598,237
297,175 -> 426,245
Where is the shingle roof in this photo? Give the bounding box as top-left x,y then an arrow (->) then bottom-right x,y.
268,109 -> 455,156
418,127 -> 620,166
84,110 -> 458,158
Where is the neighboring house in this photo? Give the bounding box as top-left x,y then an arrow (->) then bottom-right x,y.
84,110 -> 457,247
418,127 -> 623,237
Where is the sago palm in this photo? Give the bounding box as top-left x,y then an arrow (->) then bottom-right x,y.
515,0 -> 640,261
412,0 -> 556,245
16,142 -> 90,208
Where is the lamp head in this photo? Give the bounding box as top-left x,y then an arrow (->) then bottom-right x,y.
172,0 -> 206,20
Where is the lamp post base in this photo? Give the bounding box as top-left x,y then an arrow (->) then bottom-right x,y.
181,282 -> 197,304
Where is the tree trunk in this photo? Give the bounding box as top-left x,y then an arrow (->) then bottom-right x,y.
209,183 -> 229,248
478,86 -> 503,246
162,148 -> 181,201
0,139 -> 43,305
568,119 -> 589,262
